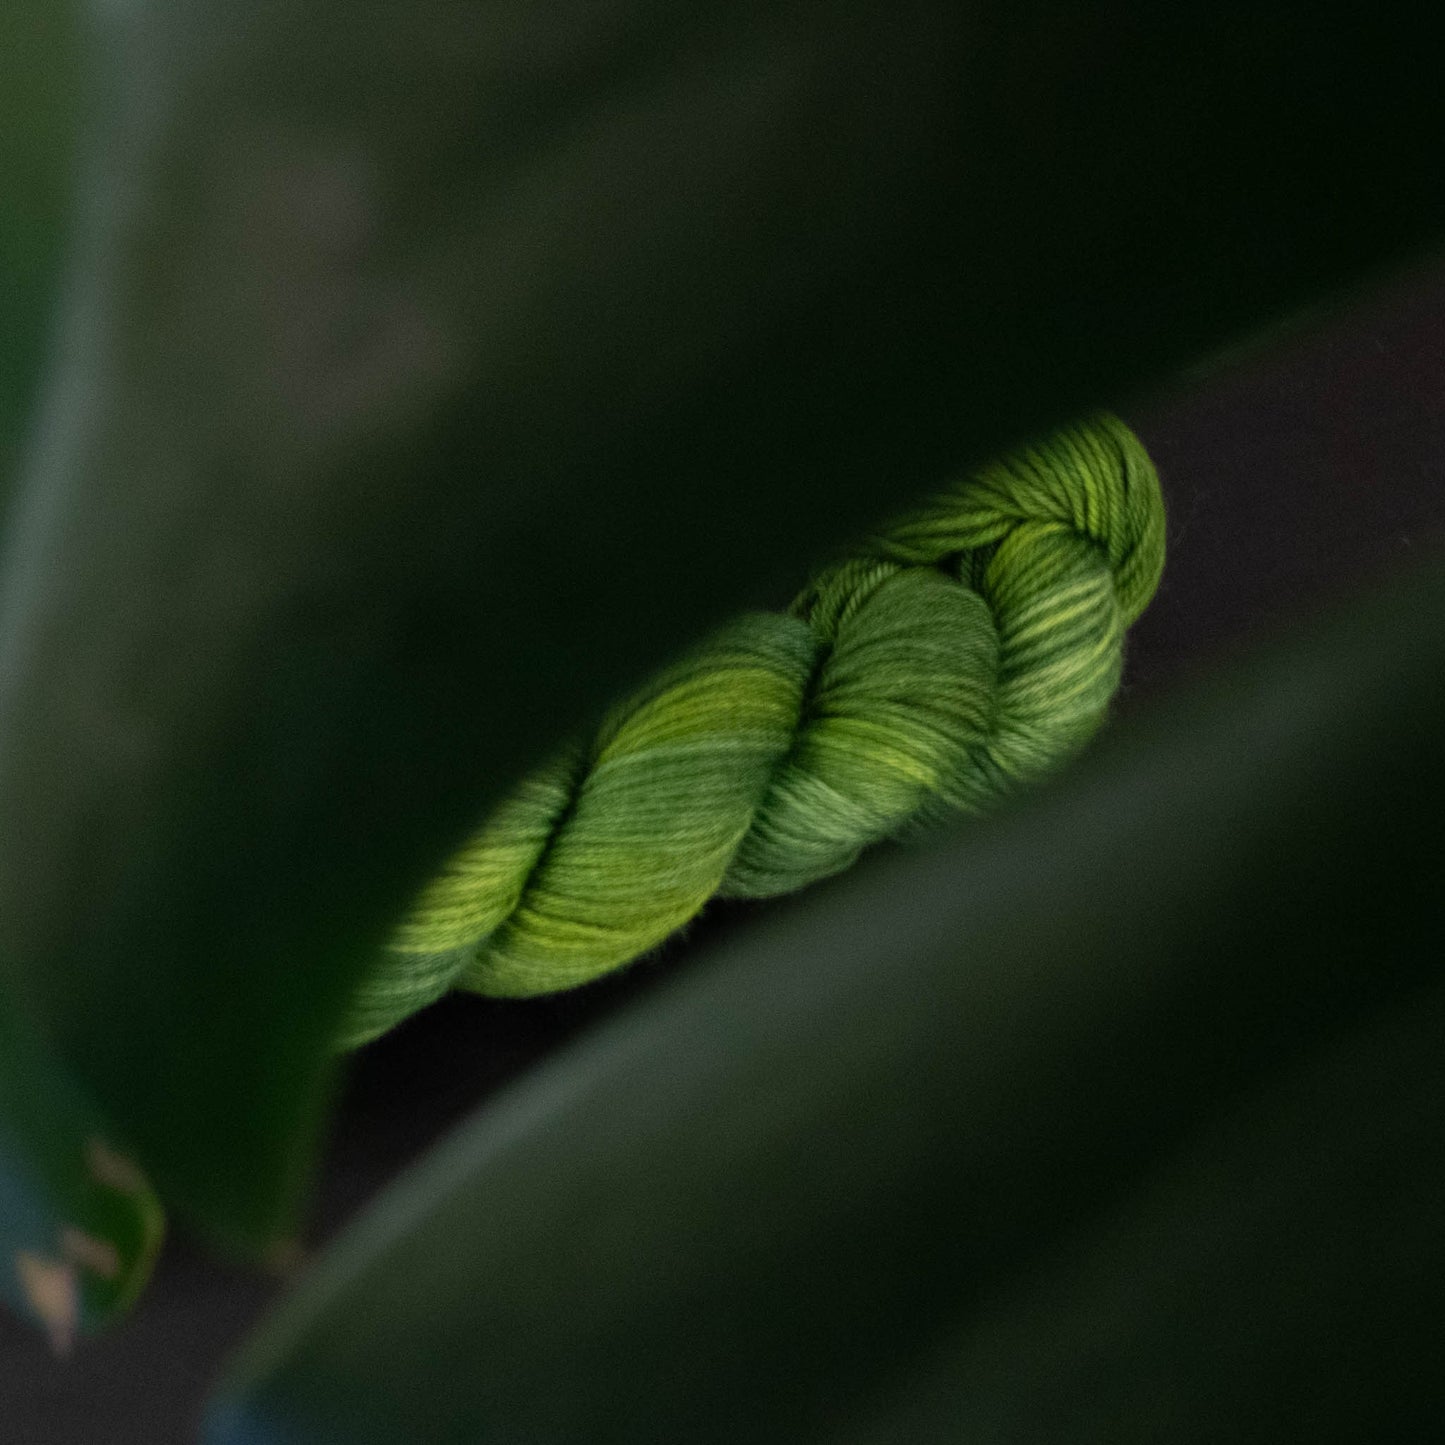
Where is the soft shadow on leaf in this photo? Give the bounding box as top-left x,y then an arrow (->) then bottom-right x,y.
203,548 -> 1445,1444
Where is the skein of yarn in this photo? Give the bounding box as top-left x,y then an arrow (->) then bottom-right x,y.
341,413 -> 1165,1047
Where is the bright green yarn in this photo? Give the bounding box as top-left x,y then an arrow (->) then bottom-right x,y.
341,413 -> 1165,1047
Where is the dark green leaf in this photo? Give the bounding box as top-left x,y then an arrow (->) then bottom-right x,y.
830,979 -> 1445,1443
1,986 -> 164,1350
2,2 -> 1443,1249
204,548 -> 1445,1443
0,3 -> 81,495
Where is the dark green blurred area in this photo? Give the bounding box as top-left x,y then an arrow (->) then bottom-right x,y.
0,5 -> 79,494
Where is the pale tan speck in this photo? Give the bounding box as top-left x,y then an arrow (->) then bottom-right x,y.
61,1227 -> 122,1281
15,1251 -> 78,1356
87,1138 -> 150,1196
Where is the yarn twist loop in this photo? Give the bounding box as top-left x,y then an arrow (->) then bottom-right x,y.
342,413 -> 1164,1047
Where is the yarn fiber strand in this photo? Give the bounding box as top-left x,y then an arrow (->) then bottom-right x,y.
342,414 -> 1165,1047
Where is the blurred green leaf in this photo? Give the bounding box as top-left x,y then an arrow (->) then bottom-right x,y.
831,978 -> 1445,1443
1,985 -> 164,1350
0,3 -> 81,494
204,549 -> 1445,1443
2,2 -> 1443,1251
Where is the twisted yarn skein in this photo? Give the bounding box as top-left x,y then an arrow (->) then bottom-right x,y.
342,413 -> 1165,1047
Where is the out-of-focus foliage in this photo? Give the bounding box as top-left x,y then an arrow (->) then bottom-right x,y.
1,993 -> 163,1349
0,4 -> 79,496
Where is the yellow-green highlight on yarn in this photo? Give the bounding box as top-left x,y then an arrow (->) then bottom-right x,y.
341,413 -> 1166,1047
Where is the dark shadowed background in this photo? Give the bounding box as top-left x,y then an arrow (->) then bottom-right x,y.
3,252 -> 1444,1443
